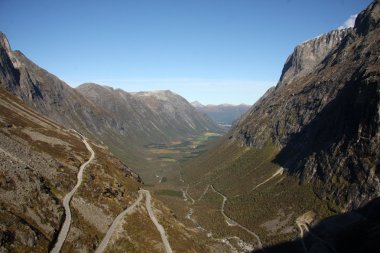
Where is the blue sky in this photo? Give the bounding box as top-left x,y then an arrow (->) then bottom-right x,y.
0,0 -> 372,105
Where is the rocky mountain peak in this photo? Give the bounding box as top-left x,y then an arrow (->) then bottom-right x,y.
76,83 -> 220,146
132,90 -> 175,101
191,101 -> 204,108
355,0 -> 380,35
0,32 -> 11,53
0,32 -> 22,69
278,28 -> 351,87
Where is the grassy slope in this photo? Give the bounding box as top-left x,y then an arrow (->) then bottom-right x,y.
181,139 -> 335,246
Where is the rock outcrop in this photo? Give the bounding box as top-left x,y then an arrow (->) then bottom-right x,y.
278,28 -> 351,86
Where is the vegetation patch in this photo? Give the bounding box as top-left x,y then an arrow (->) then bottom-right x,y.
155,189 -> 183,198
159,157 -> 176,162
149,148 -> 180,154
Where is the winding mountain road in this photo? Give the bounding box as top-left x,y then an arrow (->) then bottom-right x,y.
50,134 -> 95,253
179,166 -> 287,251
296,220 -> 308,253
49,130 -> 172,253
95,189 -> 173,253
210,185 -> 263,249
296,216 -> 336,253
184,184 -> 195,204
142,189 -> 173,253
94,191 -> 144,253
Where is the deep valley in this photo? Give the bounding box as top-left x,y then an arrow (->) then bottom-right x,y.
1,1 -> 379,253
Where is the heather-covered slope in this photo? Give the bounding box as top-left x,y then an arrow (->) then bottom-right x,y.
0,86 -> 140,252
0,86 -> 211,252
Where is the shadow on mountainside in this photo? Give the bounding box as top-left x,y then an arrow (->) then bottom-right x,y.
272,67 -> 379,207
274,67 -> 378,176
251,197 -> 380,253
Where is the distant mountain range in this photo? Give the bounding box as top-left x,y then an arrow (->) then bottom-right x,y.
191,101 -> 251,126
76,83 -> 219,144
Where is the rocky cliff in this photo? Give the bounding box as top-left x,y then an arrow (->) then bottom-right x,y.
231,0 -> 380,210
278,28 -> 351,86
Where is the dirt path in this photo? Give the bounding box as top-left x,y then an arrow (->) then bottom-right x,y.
296,214 -> 336,253
181,167 -> 285,251
197,184 -> 210,201
296,220 -> 308,253
210,185 -> 263,249
178,167 -> 286,251
182,184 -> 195,204
250,167 -> 284,192
94,191 -> 144,253
141,189 -> 173,253
50,134 -> 95,253
94,189 -> 173,253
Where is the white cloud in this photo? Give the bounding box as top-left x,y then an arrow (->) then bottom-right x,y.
338,14 -> 358,29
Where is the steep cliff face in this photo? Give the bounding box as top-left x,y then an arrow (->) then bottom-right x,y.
278,28 -> 351,86
231,0 -> 380,209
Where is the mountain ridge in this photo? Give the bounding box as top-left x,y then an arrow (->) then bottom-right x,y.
0,36 -> 221,172
278,28 -> 352,87
76,82 -> 219,142
191,101 -> 251,126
